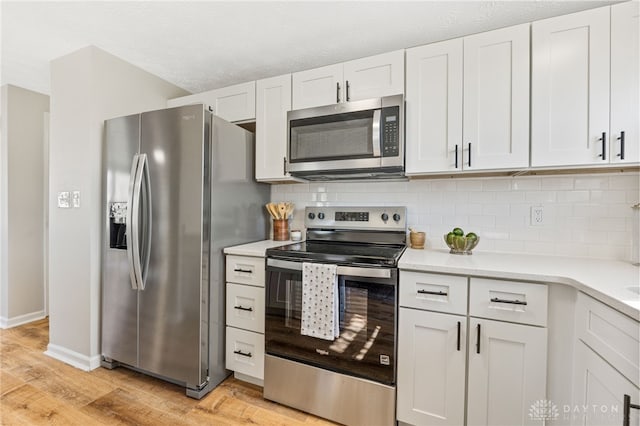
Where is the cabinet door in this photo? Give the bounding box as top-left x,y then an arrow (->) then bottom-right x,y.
463,24 -> 530,170
573,341 -> 640,426
292,63 -> 343,109
343,50 -> 405,102
209,81 -> 256,122
611,1 -> 640,164
255,74 -> 295,181
405,39 -> 463,174
531,7 -> 611,166
467,318 -> 547,426
397,308 -> 466,426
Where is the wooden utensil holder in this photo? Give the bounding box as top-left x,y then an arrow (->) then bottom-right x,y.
273,219 -> 289,241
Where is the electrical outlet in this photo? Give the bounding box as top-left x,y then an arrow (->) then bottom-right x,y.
57,191 -> 70,208
72,191 -> 80,208
530,205 -> 544,226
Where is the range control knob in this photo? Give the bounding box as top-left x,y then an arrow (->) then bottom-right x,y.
318,212 -> 325,220
308,212 -> 315,220
381,213 -> 389,221
393,213 -> 401,222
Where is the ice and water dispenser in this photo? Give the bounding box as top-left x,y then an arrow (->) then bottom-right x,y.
109,202 -> 128,249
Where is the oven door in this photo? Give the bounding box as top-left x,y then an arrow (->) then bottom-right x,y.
265,258 -> 397,386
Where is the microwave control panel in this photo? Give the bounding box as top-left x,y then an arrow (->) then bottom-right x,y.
381,106 -> 400,157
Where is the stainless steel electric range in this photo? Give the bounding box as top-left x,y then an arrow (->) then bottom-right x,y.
264,206 -> 407,426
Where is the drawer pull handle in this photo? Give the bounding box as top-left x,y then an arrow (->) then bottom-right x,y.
456,321 -> 461,351
476,323 -> 481,354
624,394 -> 640,426
233,350 -> 252,358
234,268 -> 253,273
234,305 -> 253,312
417,290 -> 448,296
490,297 -> 527,306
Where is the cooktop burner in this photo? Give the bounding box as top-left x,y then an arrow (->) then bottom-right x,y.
266,241 -> 407,267
266,206 -> 408,267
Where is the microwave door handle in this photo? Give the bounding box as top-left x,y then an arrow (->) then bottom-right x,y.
372,109 -> 382,157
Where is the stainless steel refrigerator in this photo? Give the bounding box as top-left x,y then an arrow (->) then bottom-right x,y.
101,104 -> 269,398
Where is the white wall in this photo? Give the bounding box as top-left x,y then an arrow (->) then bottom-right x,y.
272,172 -> 640,261
0,84 -> 50,328
47,46 -> 188,370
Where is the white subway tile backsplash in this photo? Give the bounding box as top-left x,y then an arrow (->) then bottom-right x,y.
270,171 -> 639,261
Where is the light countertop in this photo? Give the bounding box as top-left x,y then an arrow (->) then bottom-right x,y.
224,239 -> 296,257
399,248 -> 640,320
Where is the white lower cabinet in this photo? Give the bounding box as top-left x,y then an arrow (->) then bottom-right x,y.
573,341 -> 639,426
397,271 -> 548,426
225,254 -> 266,384
467,318 -> 547,426
397,308 -> 467,426
225,326 -> 265,380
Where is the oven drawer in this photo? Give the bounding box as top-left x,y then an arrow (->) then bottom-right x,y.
469,278 -> 548,327
226,255 -> 265,287
400,271 -> 468,315
226,283 -> 265,333
226,326 -> 265,380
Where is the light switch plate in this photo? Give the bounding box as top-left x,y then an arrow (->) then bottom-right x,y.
57,191 -> 70,208
72,191 -> 80,208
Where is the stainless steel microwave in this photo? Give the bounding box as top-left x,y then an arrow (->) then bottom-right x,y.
286,94 -> 404,181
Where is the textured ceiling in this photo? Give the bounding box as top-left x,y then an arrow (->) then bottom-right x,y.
1,1 -> 616,96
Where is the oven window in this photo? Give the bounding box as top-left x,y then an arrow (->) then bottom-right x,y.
265,269 -> 396,385
289,110 -> 375,162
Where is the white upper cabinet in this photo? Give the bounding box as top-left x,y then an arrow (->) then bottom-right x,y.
255,74 -> 294,182
611,1 -> 640,164
292,64 -> 343,110
531,7 -> 611,166
405,24 -> 529,174
463,23 -> 530,170
168,81 -> 256,122
292,50 -> 404,110
343,50 -> 405,102
405,39 -> 463,174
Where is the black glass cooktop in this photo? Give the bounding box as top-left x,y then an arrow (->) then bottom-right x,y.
266,241 -> 406,267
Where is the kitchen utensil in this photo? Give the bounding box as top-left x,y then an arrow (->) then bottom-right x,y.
273,219 -> 289,241
409,231 -> 425,249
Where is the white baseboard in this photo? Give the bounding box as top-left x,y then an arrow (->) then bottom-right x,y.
234,371 -> 263,387
44,343 -> 101,371
0,310 -> 46,329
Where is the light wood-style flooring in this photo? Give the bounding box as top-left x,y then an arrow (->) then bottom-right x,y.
0,318 -> 336,425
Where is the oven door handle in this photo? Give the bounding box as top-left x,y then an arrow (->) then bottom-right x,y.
267,258 -> 391,279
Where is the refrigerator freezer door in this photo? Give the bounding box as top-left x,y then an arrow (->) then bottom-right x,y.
138,105 -> 209,389
102,114 -> 140,367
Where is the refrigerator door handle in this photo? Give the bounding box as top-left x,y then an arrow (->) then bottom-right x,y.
138,154 -> 152,291
126,154 -> 141,290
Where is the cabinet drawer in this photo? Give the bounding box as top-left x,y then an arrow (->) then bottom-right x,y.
469,278 -> 548,326
226,327 -> 264,380
226,283 -> 265,333
400,271 -> 468,315
576,292 -> 640,387
226,255 -> 265,287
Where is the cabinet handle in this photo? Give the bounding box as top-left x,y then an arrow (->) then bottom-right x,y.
623,394 -> 640,426
233,305 -> 253,312
346,80 -> 351,102
336,82 -> 341,103
456,321 -> 461,351
455,144 -> 459,169
283,157 -> 287,175
234,268 -> 253,274
617,131 -> 625,160
490,297 -> 527,306
468,142 -> 472,167
233,349 -> 252,358
598,132 -> 607,161
417,289 -> 448,296
476,323 -> 481,354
